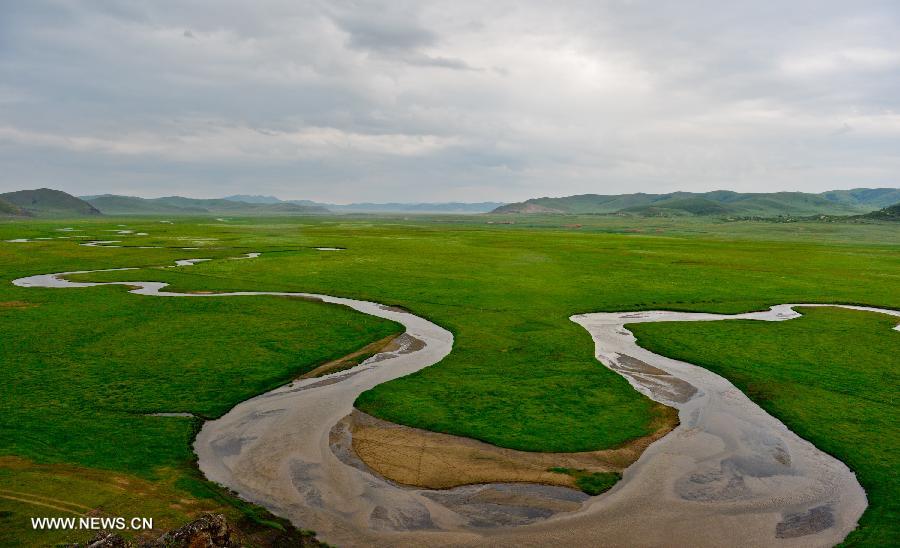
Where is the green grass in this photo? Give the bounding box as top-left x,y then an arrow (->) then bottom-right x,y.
549,467 -> 621,495
629,307 -> 899,546
0,286 -> 401,473
0,223 -> 402,540
0,214 -> 897,542
39,215 -> 899,453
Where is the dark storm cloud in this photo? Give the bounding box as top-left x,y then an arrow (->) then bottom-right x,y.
0,1 -> 898,201
331,13 -> 437,52
403,54 -> 478,71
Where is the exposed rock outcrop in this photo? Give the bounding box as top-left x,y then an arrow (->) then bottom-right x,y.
68,514 -> 235,548
67,513 -> 325,548
154,513 -> 234,547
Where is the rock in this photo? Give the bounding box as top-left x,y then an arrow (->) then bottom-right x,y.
150,513 -> 235,547
66,515 -> 238,548
89,531 -> 132,548
66,531 -> 133,548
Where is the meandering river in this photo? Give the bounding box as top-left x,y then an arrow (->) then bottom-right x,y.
13,252 -> 897,547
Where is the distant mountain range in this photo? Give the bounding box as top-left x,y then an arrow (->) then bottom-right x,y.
328,202 -> 506,213
0,187 -> 897,219
82,194 -> 329,216
222,195 -> 505,213
492,188 -> 900,217
222,195 -> 283,204
84,194 -> 502,215
0,189 -> 502,217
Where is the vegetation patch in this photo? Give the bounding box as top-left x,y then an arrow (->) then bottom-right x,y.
0,230 -> 402,542
549,468 -> 621,496
0,301 -> 36,309
0,456 -> 226,546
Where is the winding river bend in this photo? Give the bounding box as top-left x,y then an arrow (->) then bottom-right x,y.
12,253 -> 898,547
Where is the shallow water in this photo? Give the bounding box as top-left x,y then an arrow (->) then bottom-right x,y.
173,258 -> 211,267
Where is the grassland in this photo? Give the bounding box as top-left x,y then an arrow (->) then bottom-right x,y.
629,307 -> 899,546
0,225 -> 402,544
56,216 -> 900,450
0,214 -> 897,543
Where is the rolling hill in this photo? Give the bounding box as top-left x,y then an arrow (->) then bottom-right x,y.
493,189 -> 898,217
0,188 -> 101,217
820,188 -> 900,210
82,195 -> 329,216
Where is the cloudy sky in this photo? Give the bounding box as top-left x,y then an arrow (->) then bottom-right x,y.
1,1 -> 898,202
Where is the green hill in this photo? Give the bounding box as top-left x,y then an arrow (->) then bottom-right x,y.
619,197 -> 734,216
722,192 -> 858,216
493,189 -> 894,217
0,188 -> 101,217
82,195 -> 330,216
84,195 -> 208,215
860,202 -> 900,221
820,188 -> 900,210
493,194 -> 650,214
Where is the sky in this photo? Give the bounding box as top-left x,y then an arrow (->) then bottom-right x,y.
1,1 -> 898,203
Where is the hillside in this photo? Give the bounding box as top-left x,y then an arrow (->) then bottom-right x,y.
860,202 -> 900,221
151,196 -> 329,214
82,195 -> 329,215
820,188 -> 900,210
619,197 -> 733,217
0,197 -> 30,217
493,189 -> 896,217
0,188 -> 101,217
85,195 -> 207,215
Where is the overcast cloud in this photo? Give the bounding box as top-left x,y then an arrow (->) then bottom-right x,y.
1,0 -> 898,202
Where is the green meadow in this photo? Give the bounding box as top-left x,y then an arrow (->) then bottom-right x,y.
0,214 -> 897,544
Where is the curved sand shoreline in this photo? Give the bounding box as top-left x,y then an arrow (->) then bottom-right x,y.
12,253 -> 897,546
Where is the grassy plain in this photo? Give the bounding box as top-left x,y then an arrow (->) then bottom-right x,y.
0,223 -> 402,544
68,216 -> 899,449
630,307 -> 899,546
0,214 -> 897,544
